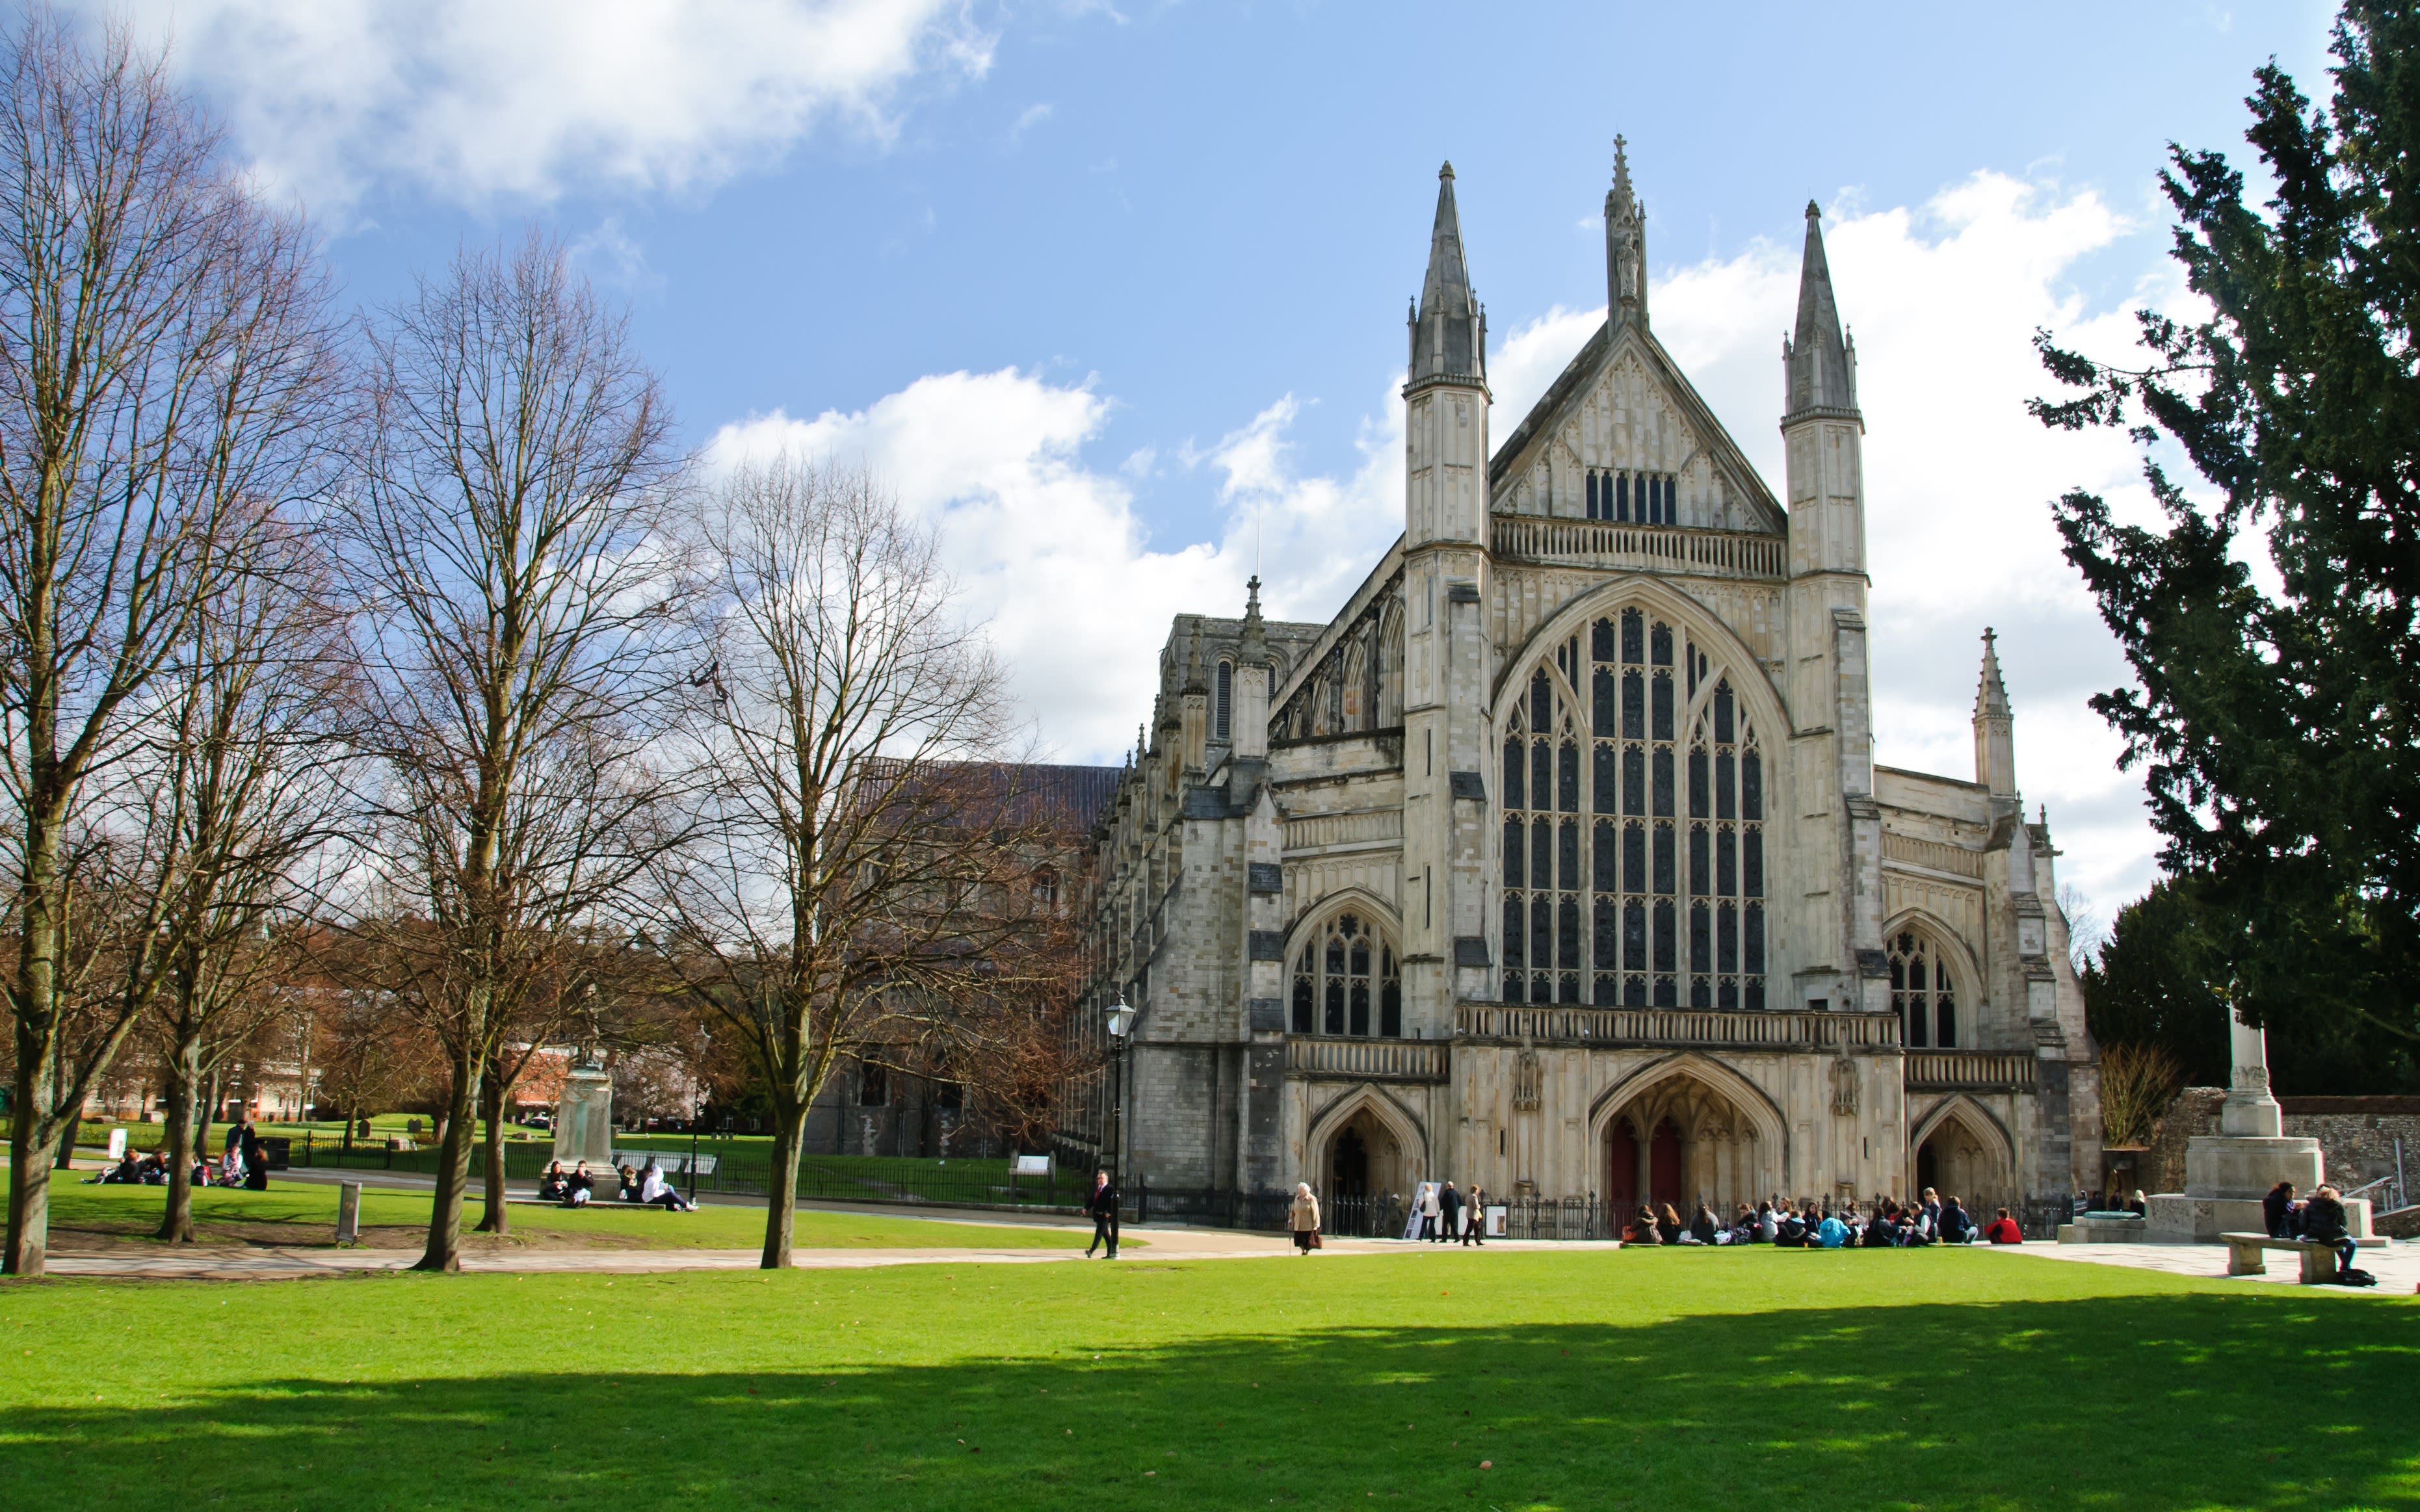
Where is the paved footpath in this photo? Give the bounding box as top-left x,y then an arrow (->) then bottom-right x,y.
39,1229 -> 1602,1281
36,1225 -> 2410,1292
2010,1239 -> 2419,1296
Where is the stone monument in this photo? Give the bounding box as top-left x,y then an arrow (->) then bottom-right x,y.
552,1049 -> 615,1173
2146,1008 -> 2346,1242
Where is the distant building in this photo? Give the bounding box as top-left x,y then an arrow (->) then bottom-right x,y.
1072,148 -> 2099,1229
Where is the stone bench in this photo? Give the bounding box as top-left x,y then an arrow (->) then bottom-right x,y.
2222,1232 -> 2346,1283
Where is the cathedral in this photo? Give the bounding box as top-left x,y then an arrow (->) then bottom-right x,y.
1073,148 -> 2099,1231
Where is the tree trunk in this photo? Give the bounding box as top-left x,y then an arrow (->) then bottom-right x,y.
761,1098 -> 808,1270
156,1042 -> 201,1242
475,1059 -> 509,1236
415,1044 -> 481,1272
4,1054 -> 54,1279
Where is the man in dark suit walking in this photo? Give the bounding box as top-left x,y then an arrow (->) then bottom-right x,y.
1438,1181 -> 1464,1244
1086,1169 -> 1120,1258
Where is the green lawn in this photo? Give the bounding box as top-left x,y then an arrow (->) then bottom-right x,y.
0,1247 -> 2410,1510
27,1175 -> 1105,1252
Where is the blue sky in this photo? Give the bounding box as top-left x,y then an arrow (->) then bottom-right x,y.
114,0 -> 2339,926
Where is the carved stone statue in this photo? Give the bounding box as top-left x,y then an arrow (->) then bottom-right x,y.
1828,1056 -> 1859,1117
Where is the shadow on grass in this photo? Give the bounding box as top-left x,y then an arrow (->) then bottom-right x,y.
3,1292 -> 2412,1511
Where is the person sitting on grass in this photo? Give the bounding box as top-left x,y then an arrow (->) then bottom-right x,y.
1774,1203 -> 1808,1247
616,1164 -> 643,1203
639,1160 -> 695,1212
1658,1202 -> 1685,1245
1984,1207 -> 2024,1244
536,1161 -> 571,1203
1623,1206 -> 1661,1246
566,1161 -> 596,1206
1938,1197 -> 1974,1244
88,1150 -> 140,1184
1862,1199 -> 1897,1247
1815,1208 -> 1850,1248
1754,1201 -> 1776,1244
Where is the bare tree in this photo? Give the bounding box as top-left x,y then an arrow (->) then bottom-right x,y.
0,16 -> 343,1277
131,527 -> 354,1240
657,457 -> 1068,1268
339,231 -> 689,1271
2098,1041 -> 2183,1148
2057,882 -> 2106,979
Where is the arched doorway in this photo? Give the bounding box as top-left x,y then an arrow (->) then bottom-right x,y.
1315,1103 -> 1408,1237
1913,1105 -> 2012,1218
1331,1125 -> 1371,1195
1603,1069 -> 1777,1226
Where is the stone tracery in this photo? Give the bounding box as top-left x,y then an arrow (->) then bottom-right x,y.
1501,605 -> 1765,1008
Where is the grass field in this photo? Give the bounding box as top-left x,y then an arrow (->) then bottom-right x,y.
0,1245 -> 2411,1510
27,1176 -> 1107,1253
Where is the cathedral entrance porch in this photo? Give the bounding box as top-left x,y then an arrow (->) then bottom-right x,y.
1912,1101 -> 2016,1219
1601,1069 -> 1778,1233
1315,1104 -> 1410,1236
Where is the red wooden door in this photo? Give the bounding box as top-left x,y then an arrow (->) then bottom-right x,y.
1607,1119 -> 1638,1205
1649,1117 -> 1683,1208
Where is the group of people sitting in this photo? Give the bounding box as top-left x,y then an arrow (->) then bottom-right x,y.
2265,1180 -> 2359,1272
1622,1188 -> 2025,1248
534,1158 -> 695,1211
83,1121 -> 269,1192
88,1147 -> 196,1186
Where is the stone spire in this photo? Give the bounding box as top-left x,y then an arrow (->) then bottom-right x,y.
1406,162 -> 1485,389
1973,628 -> 2016,796
1237,575 -> 1267,664
1182,625 -> 1205,694
1605,135 -> 1648,326
1783,200 -> 1857,423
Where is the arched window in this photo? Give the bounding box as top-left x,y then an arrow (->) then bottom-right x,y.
1888,929 -> 1958,1048
1503,608 -> 1765,1010
1289,911 -> 1402,1037
1215,660 -> 1233,742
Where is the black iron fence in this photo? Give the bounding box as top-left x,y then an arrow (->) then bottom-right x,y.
284,1136 -> 1092,1213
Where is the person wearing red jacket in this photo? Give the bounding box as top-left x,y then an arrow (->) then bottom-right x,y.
1984,1207 -> 2024,1244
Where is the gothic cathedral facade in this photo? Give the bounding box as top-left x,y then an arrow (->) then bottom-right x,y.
1077,150 -> 2099,1227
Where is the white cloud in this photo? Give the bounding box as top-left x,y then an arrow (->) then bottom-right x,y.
103,0 -> 992,215
1008,101 -> 1054,142
705,370 -> 1402,765
705,169 -> 2177,919
567,216 -> 664,296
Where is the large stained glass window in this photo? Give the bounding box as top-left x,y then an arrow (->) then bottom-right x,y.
1887,928 -> 1957,1048
1503,608 -> 1765,1009
1289,911 -> 1402,1037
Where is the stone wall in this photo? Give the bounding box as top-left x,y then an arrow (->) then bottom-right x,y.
2142,1087 -> 2419,1204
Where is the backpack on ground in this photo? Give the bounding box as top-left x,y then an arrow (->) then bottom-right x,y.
2332,1267 -> 2376,1288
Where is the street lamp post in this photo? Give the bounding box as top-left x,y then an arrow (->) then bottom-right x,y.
1105,993 -> 1137,1195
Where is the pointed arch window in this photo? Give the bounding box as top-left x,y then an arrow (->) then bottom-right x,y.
1888,929 -> 1958,1048
1215,660 -> 1233,742
1289,911 -> 1402,1038
1505,609 -> 1764,1010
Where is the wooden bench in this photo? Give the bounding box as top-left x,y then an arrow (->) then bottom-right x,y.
2222,1232 -> 2345,1283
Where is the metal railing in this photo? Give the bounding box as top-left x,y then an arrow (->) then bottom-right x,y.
287,1136 -> 1089,1212
1904,1052 -> 2038,1092
1285,1036 -> 1450,1082
1456,1004 -> 1902,1051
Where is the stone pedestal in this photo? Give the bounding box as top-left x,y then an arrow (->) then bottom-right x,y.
553,1062 -> 614,1173
2138,1012 -> 2338,1244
